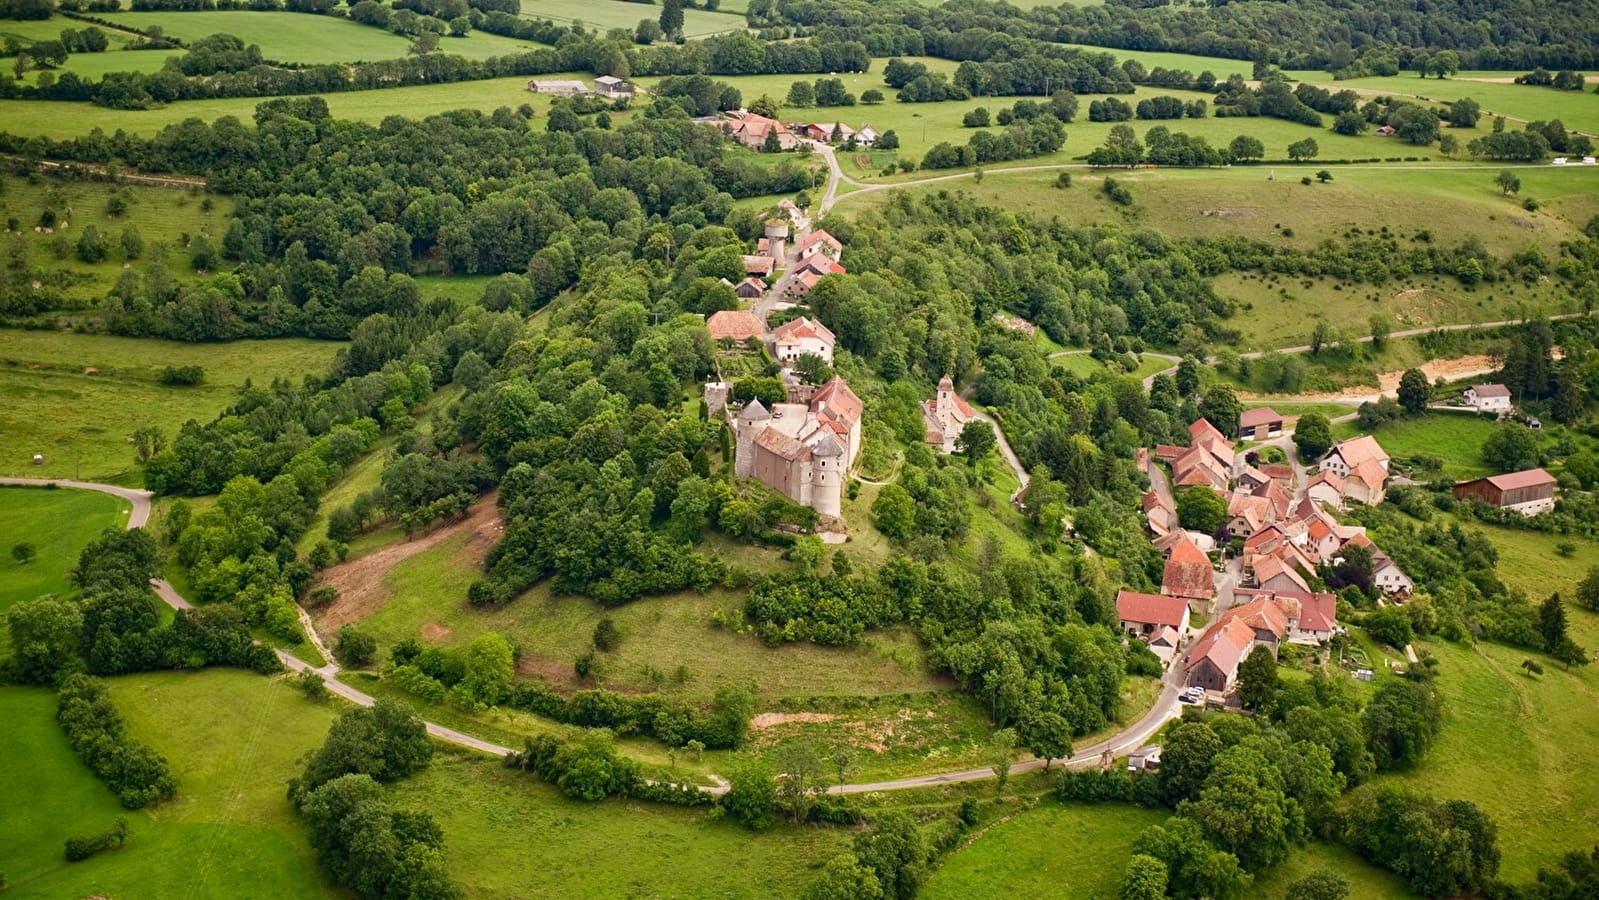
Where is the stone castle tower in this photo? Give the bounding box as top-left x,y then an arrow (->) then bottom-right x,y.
734,398 -> 768,478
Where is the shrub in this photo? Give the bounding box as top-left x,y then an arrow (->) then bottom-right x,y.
335,625 -> 377,667
56,676 -> 176,809
64,819 -> 127,862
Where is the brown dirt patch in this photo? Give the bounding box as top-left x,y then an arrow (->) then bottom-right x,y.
313,492 -> 501,632
421,621 -> 451,641
751,712 -> 838,729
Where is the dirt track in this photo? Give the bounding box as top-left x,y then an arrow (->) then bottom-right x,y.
312,493 -> 502,632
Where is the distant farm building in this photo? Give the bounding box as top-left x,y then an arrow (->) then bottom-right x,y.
527,79 -> 589,95
593,75 -> 635,98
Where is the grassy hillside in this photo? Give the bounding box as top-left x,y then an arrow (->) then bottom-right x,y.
520,0 -> 745,38
394,747 -> 850,898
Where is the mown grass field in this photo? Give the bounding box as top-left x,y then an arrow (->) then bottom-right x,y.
396,747 -> 850,898
0,330 -> 342,483
1248,840 -> 1421,898
1055,43 -> 1252,79
0,670 -> 339,900
0,71 -> 598,139
1287,72 -> 1599,136
96,10 -> 548,64
1332,412 -> 1498,479
0,485 -> 128,614
12,48 -> 178,86
923,802 -> 1167,899
1050,351 -> 1173,381
520,0 -> 745,38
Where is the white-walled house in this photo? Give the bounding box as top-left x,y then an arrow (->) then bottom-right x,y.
772,316 -> 835,364
1463,383 -> 1513,414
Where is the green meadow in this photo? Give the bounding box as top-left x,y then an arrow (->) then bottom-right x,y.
1332,412 -> 1499,479
1288,72 -> 1599,136
520,0 -> 746,38
0,72 -> 598,139
0,670 -> 339,900
0,485 -> 128,614
97,10 -> 549,64
0,329 -> 342,483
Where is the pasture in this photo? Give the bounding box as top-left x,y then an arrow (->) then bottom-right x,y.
396,747 -> 850,898
1393,633 -> 1599,881
0,670 -> 338,899
1289,72 -> 1599,137
327,523 -> 950,700
0,72 -> 597,139
0,330 -> 342,483
922,803 -> 1168,899
97,10 -> 549,64
520,0 -> 746,38
0,175 -> 226,301
0,485 -> 127,612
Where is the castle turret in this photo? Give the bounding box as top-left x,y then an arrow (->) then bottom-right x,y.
734,398 -> 770,477
809,431 -> 845,518
764,220 -> 790,262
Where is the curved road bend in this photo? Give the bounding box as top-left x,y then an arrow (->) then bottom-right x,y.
13,477 -> 1213,790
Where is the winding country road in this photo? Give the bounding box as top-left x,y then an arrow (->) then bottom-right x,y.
8,475 -> 1205,791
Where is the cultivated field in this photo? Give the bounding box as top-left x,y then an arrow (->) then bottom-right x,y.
0,330 -> 342,483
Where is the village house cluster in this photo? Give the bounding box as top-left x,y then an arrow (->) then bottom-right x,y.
1126,418 -> 1431,699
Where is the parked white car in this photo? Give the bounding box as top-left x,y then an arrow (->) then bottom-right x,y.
1552,157 -> 1568,165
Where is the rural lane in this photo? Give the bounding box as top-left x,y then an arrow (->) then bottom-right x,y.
5,473 -> 1204,792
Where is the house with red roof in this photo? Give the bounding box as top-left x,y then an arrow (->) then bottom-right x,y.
796,229 -> 843,261
1142,489 -> 1179,537
705,309 -> 766,342
734,277 -> 767,299
772,316 -> 835,364
1453,468 -> 1557,516
1162,536 -> 1215,609
1185,592 -> 1299,692
1116,589 -> 1192,638
1319,435 -> 1390,506
725,112 -> 798,150
733,375 -> 862,519
1463,383 -> 1513,415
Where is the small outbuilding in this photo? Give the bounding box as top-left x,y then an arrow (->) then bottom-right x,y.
1238,407 -> 1284,440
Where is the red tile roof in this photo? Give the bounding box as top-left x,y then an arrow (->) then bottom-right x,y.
774,315 -> 836,346
705,310 -> 765,341
811,375 -> 861,427
1481,468 -> 1556,492
1470,383 -> 1511,398
1239,407 -> 1282,428
1187,617 -> 1256,681
1116,589 -> 1190,630
1163,538 -> 1214,600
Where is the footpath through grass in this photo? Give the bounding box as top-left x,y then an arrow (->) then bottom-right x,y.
0,669 -> 339,899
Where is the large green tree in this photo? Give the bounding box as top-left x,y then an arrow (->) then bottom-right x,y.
1237,645 -> 1279,711
1199,385 -> 1241,436
1396,368 -> 1430,414
1293,413 -> 1333,459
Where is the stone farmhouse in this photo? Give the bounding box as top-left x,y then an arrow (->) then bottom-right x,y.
734,376 -> 862,519
920,375 -> 975,452
1185,590 -> 1336,692
724,112 -> 799,150
1452,468 -> 1557,516
1116,589 -> 1191,667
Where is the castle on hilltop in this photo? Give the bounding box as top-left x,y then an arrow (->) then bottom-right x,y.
733,376 -> 862,518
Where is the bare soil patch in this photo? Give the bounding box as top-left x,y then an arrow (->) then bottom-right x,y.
421,621 -> 452,641
313,492 -> 500,632
750,712 -> 838,729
